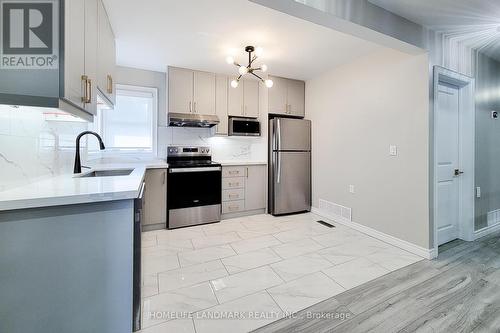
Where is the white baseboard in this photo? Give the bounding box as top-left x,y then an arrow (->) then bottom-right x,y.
474,221 -> 500,240
311,207 -> 436,259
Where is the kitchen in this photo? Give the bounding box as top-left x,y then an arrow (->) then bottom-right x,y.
0,0 -> 454,333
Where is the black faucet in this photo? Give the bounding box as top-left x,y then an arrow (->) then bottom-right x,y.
74,131 -> 105,174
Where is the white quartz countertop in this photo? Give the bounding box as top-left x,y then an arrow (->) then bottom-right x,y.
0,166 -> 147,212
88,158 -> 168,169
218,160 -> 267,166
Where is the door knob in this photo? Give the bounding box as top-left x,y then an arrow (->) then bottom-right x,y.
454,169 -> 464,176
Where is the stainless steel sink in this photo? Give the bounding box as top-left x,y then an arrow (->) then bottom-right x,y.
78,169 -> 134,178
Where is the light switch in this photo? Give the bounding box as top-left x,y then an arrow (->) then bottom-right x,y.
389,145 -> 398,156
349,185 -> 355,194
476,187 -> 481,198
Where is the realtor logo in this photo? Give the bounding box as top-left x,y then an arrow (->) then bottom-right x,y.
1,0 -> 58,69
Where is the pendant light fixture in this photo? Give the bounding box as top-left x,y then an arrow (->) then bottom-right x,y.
226,46 -> 273,88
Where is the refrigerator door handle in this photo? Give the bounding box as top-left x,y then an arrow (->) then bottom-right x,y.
277,118 -> 281,151
277,152 -> 281,184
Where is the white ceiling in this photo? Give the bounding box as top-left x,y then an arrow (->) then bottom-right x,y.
102,0 -> 382,80
369,0 -> 500,60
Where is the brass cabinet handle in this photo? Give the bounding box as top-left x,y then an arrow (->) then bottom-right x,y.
107,74 -> 113,94
228,170 -> 239,175
81,75 -> 91,104
228,194 -> 239,199
189,101 -> 192,112
194,101 -> 197,113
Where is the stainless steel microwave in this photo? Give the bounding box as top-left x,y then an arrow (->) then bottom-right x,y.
228,117 -> 261,136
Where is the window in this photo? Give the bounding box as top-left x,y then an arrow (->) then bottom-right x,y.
96,84 -> 157,154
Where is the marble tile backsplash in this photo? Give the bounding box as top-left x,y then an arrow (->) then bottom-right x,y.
157,126 -> 267,162
0,105 -> 88,191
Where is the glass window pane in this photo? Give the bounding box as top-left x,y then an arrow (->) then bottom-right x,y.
101,87 -> 155,151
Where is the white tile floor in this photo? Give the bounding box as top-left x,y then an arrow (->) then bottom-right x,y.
139,213 -> 423,333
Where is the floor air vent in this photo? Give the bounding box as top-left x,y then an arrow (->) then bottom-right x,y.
317,220 -> 335,228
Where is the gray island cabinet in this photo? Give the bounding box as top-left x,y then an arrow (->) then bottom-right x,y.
0,164 -> 149,333
0,199 -> 134,333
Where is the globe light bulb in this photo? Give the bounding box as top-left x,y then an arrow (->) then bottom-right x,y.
255,47 -> 264,57
238,66 -> 248,75
265,79 -> 274,88
230,80 -> 239,88
261,64 -> 268,72
226,56 -> 234,64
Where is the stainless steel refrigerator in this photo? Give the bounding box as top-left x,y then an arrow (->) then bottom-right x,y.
269,117 -> 311,215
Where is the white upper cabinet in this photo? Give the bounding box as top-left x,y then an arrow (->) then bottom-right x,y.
268,76 -> 288,115
228,79 -> 259,118
215,75 -> 229,135
63,0 -> 115,117
228,76 -> 244,117
168,67 -> 194,113
286,79 -> 305,117
84,0 -> 98,115
97,0 -> 116,106
64,0 -> 86,110
168,67 -> 260,121
243,80 -> 259,118
168,67 -> 216,115
268,75 -> 305,117
193,71 -> 216,115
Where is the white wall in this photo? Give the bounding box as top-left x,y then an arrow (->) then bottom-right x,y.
306,48 -> 430,248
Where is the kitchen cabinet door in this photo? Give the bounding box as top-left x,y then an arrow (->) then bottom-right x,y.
268,75 -> 288,115
244,165 -> 267,211
143,169 -> 167,226
97,0 -> 116,106
243,80 -> 259,118
84,0 -> 98,115
63,0 -> 86,109
215,75 -> 228,135
227,77 -> 244,116
169,67 -> 194,113
287,79 -> 305,117
194,71 -> 216,115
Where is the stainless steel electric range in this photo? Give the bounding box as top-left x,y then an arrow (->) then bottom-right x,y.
166,146 -> 222,229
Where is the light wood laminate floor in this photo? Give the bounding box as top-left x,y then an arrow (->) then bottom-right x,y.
253,232 -> 500,332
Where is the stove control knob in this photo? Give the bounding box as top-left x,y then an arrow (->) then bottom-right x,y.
205,148 -> 210,154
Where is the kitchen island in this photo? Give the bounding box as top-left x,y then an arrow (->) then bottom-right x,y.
0,166 -> 147,333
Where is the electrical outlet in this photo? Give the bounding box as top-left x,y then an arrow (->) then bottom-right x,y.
476,187 -> 481,198
389,145 -> 398,156
349,185 -> 355,194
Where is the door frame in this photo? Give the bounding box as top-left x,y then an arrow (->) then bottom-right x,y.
432,66 -> 475,255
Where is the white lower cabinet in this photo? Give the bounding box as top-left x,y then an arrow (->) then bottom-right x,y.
244,165 -> 267,211
143,169 -> 167,228
222,165 -> 266,217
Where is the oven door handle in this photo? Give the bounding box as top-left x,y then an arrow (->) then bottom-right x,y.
169,167 -> 222,173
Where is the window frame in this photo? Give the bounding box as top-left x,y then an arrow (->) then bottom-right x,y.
94,84 -> 158,157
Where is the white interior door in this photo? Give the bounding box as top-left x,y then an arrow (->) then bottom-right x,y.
436,83 -> 461,245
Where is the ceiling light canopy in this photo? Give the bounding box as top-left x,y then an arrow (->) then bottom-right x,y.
226,45 -> 272,88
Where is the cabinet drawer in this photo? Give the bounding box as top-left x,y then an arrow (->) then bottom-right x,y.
222,166 -> 245,178
222,177 -> 245,189
223,188 -> 245,202
222,200 -> 245,214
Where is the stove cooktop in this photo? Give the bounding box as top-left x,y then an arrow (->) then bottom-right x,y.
167,160 -> 221,168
